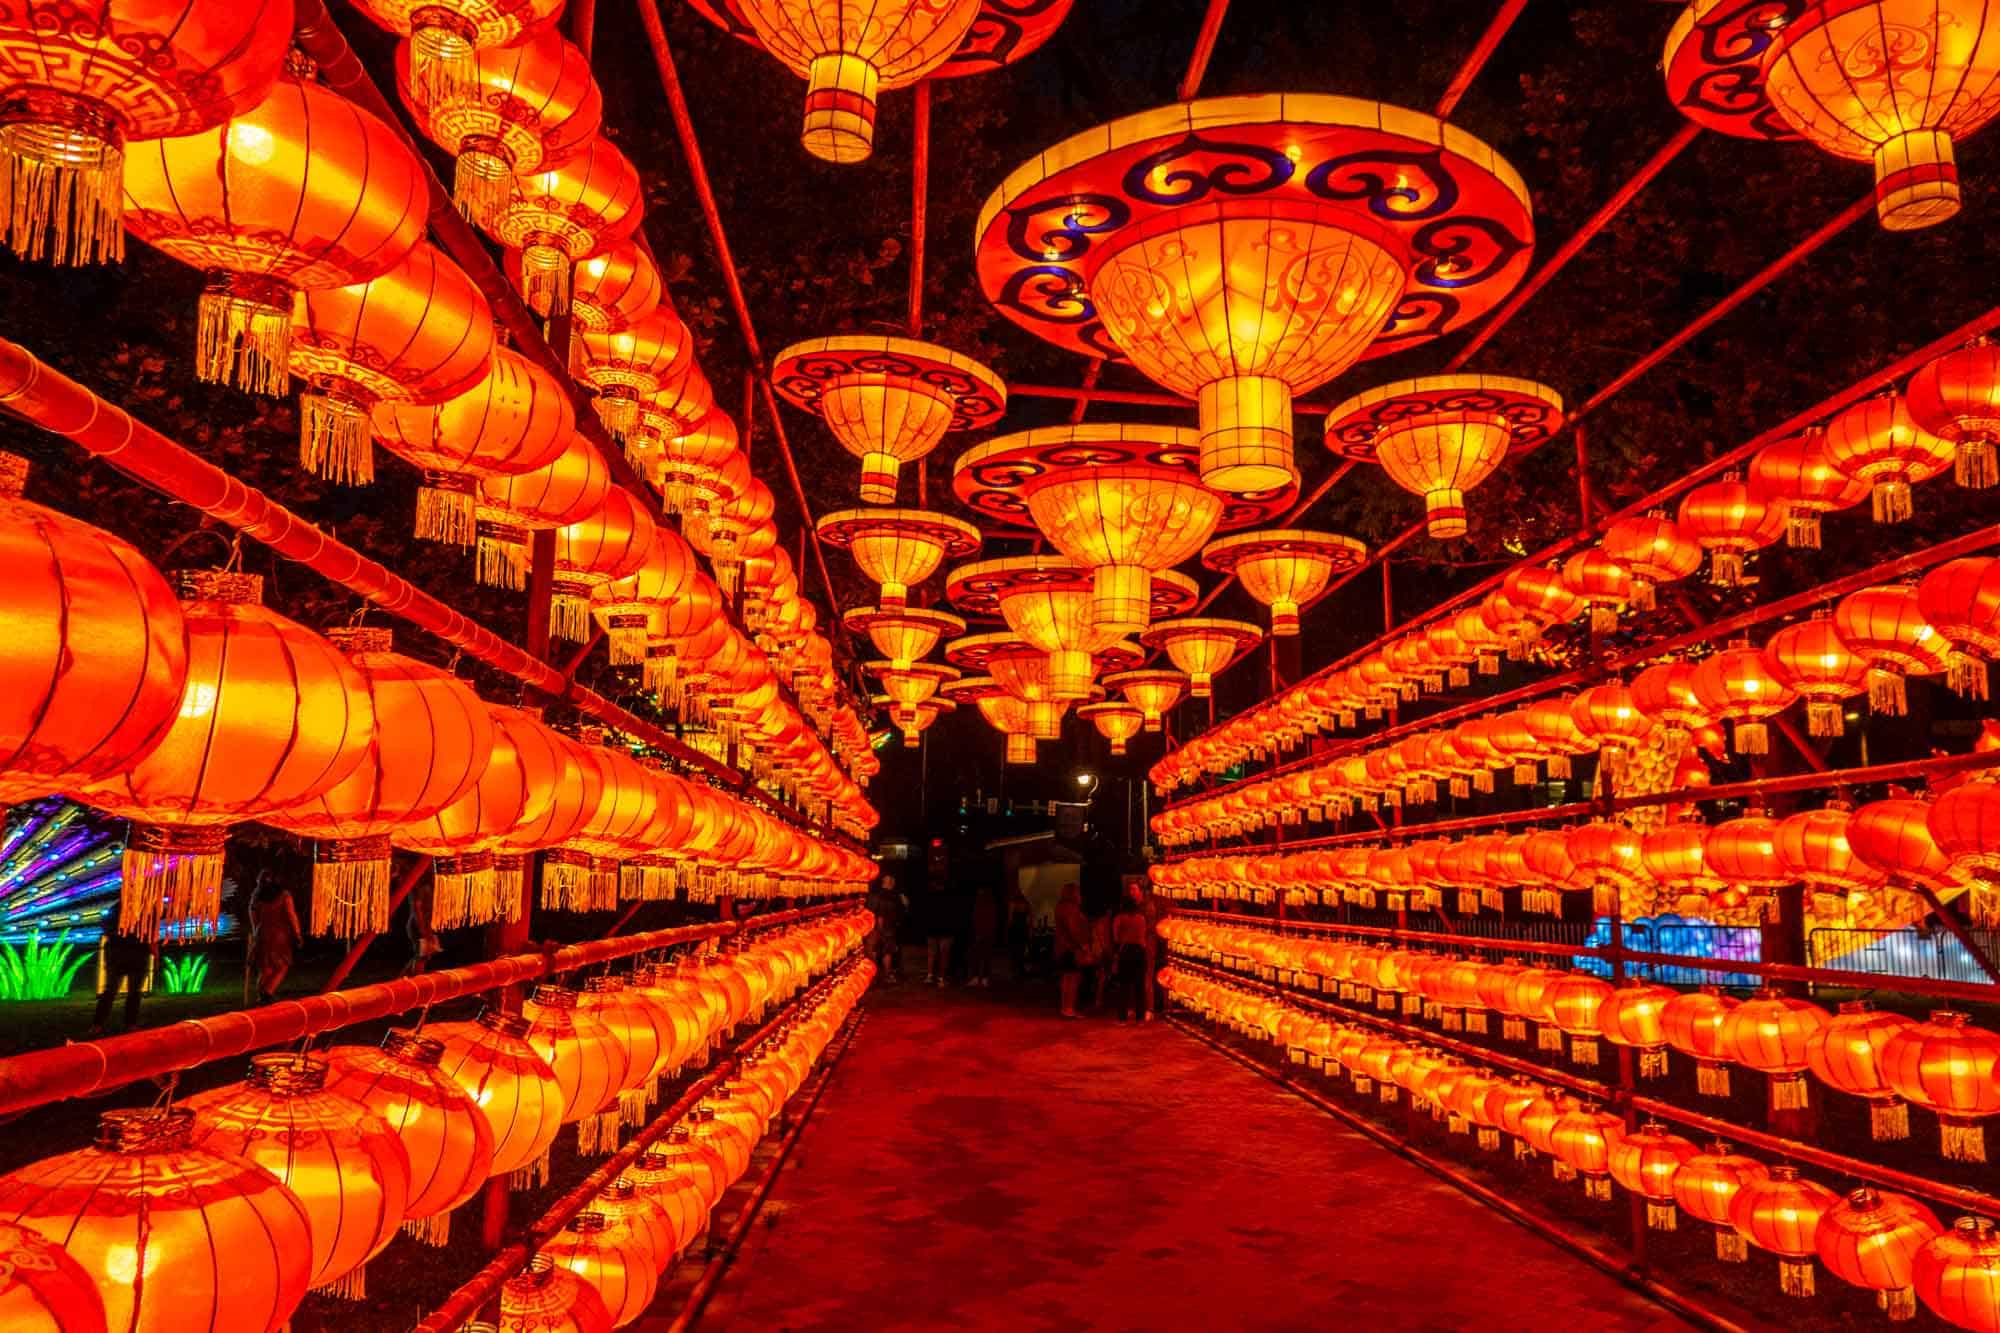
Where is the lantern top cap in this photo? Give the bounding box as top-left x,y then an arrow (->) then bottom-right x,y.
815,507 -> 982,555
1102,667 -> 1190,688
1661,1 -> 1799,142
1077,700 -> 1143,719
946,555 -> 1198,618
329,625 -> 396,655
383,1028 -> 445,1066
773,336 -> 1005,430
943,630 -> 1142,674
1325,374 -> 1565,460
937,675 -> 1011,702
176,569 -> 265,605
96,1107 -> 196,1152
1201,528 -> 1367,575
863,660 -> 962,683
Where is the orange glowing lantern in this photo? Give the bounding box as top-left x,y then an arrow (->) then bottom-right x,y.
1103,668 -> 1188,732
523,984 -> 633,1157
122,68 -> 428,395
1455,604 -> 1508,674
1823,392 -> 1956,523
562,239 -> 664,339
1078,701 -> 1145,756
550,486 -> 657,642
540,1211 -> 655,1328
0,1107 -> 312,1333
1631,658 -> 1712,741
1674,1139 -> 1768,1262
1602,983 -> 1677,1079
1608,1122 -> 1698,1229
817,508 -> 979,612
395,24 -> 601,226
474,430 -> 614,589
0,1218 -> 105,1329
350,0 -> 563,110
185,1055 -> 411,1299
1202,529 -> 1365,635
1599,512 -> 1703,611
1918,556 -> 2000,700
1691,639 -> 1797,755
775,336 -> 1004,503
430,1010 -> 566,1183
1760,1 -> 2000,229
685,483 -> 774,600
1881,1011 -> 2000,1162
1749,427 -> 1870,548
622,1131 -> 721,1231
577,309 -> 696,443
842,605 -> 965,672
1808,1001 -> 1916,1142
485,136 -> 643,317
1560,549 -> 1635,636
1663,985 -> 1739,1096
1764,612 -> 1871,736
1816,1187 -> 1945,1322
977,98 -> 1534,493
1929,782 -> 2000,924
1499,565 -> 1585,647
0,0 -> 289,266
1916,1216 -> 2000,1332
78,572 -> 372,940
588,1177 -> 678,1276
948,555 -> 1193,700
376,345 -> 576,545
1835,583 -> 1949,715
1732,1166 -> 1841,1297
1676,473 -> 1785,586
1723,991 -> 1832,1116
496,1254 -> 613,1333
648,407 -> 739,519
1549,1103 -> 1624,1198
325,1030 -> 495,1247
289,242 -> 494,484
589,529 -> 697,666
265,628 -> 494,936
1545,973 -> 1613,1065
1852,796 -> 1967,895
1140,618 -> 1263,699
1567,681 -> 1657,761
1909,339 -> 2000,489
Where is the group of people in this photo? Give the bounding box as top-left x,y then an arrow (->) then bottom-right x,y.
1053,880 -> 1163,1022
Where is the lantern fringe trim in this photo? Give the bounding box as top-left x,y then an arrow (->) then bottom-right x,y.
1956,437 -> 1998,489
1630,579 -> 1657,611
1871,479 -> 1914,524
510,1149 -> 552,1190
299,387 -> 378,485
1806,700 -> 1847,737
315,1262 -> 368,1301
452,136 -> 515,229
1647,1201 -> 1678,1230
1868,669 -> 1908,716
1786,512 -> 1823,549
1941,1119 -> 1987,1163
408,16 -> 482,121
1733,720 -> 1770,755
1947,651 -> 1990,701
476,524 -> 529,590
1708,551 -> 1745,587
1870,1098 -> 1910,1142
416,474 -> 479,545
0,109 -> 125,266
1716,1228 -> 1748,1262
1768,1072 -> 1810,1112
119,824 -> 229,940
516,240 -> 572,318
1779,1258 -> 1815,1298
403,1210 -> 451,1247
1569,1037 -> 1600,1066
310,836 -> 392,938
1882,1287 -> 1917,1321
197,278 -> 293,396
549,587 -> 592,643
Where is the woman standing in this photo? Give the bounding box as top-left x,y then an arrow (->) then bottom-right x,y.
1109,885 -> 1152,1022
247,870 -> 302,1003
1053,883 -> 1092,1019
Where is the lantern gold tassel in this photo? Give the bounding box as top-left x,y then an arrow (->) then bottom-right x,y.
1503,1016 -> 1526,1042
516,241 -> 572,317
1640,1049 -> 1668,1079
1734,720 -> 1770,755
316,1263 -> 368,1301
510,1149 -> 552,1190
1631,578 -> 1656,611
618,1088 -> 649,1127
429,866 -> 471,933
299,389 -> 377,485
311,841 -> 391,938
409,16 -> 481,113
1474,771 -> 1495,794
1450,665 -> 1470,687
119,825 -> 228,940
1538,1024 -> 1565,1052
1779,1259 -> 1815,1298
1947,651 -> 1990,700
1882,1287 -> 1917,1322
451,136 -> 514,228
542,850 -> 595,911
1942,1119 -> 1986,1163
1955,437 -> 1998,489
1708,551 -> 1745,587
1590,606 -> 1618,636
1871,479 -> 1914,524
1547,755 -> 1572,779
1806,700 -> 1846,737
475,525 -> 528,590
1786,511 -> 1823,549
1584,1175 -> 1612,1202
415,476 -> 478,545
492,856 -> 527,923
1698,1061 -> 1731,1097
1871,1099 -> 1910,1141
1570,1037 -> 1599,1066
1478,651 -> 1500,675
548,589 -> 591,643
1,108 -> 125,266
1514,762 -> 1538,786
1769,1072 -> 1810,1112
1477,1127 -> 1500,1152
1551,1160 -> 1577,1182
196,278 -> 292,396
1716,1228 -> 1748,1262
1869,669 -> 1908,716
403,1211 -> 451,1247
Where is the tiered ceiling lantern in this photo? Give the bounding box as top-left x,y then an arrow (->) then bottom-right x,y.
841,606 -> 966,672
947,555 -> 1197,702
1078,701 -> 1144,755
1327,375 -> 1565,538
774,337 -> 1005,504
1102,668 -> 1189,732
1201,529 -> 1366,635
954,424 -> 1289,636
976,96 -> 1535,492
816,508 -> 980,611
938,676 -> 1038,765
1139,618 -> 1263,698
1664,0 -> 2000,230
686,0 -> 1072,162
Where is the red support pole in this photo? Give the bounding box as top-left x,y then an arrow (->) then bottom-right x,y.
1179,0 -> 1231,100
1432,0 -> 1528,118
909,81 -> 930,338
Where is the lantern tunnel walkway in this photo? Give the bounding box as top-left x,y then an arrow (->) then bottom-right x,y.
690,977 -> 1689,1332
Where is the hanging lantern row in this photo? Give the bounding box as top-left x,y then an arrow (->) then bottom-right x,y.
1152,781 -> 1992,929
1162,960 -> 2000,1321
0,918 -> 872,1333
1151,560 -> 1999,800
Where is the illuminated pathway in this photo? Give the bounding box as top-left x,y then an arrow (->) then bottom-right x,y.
688,984 -> 1690,1332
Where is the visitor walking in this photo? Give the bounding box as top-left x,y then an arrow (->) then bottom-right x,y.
920,873 -> 959,987
1110,884 -> 1152,1022
248,869 -> 302,1003
92,916 -> 153,1036
966,881 -> 998,987
1053,883 -> 1093,1018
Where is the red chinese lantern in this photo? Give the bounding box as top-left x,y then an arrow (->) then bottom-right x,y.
1663,985 -> 1738,1096
1817,1187 -> 1945,1323
77,571 -> 372,940
1731,1165 -> 1840,1296
496,1254 -> 613,1333
396,24 -> 601,226
1916,1216 -> 2000,1333
1676,473 -> 1784,586
185,1054 -> 412,1299
1599,512 -> 1702,611
1722,991 -> 1832,1115
524,984 -> 634,1157
1764,612 -> 1871,736
1880,1011 -> 2000,1162
1561,549 -> 1635,635
1749,427 -> 1870,548
540,1210 -> 656,1328
122,67 -> 428,395
550,485 -> 658,642
1566,681 -> 1657,762
1522,695 -> 1593,780
264,628 -> 496,937
0,453 -> 188,814
0,1107 -> 312,1332
577,308 -> 697,443
485,135 -> 643,317
590,529 -> 698,666
1835,584 -> 1950,716
1909,339 -> 2000,490
324,1029 -> 495,1247
430,1009 -> 566,1184
1852,796 -> 1967,895
475,430 -> 615,587
1691,640 -> 1797,755
289,242 -> 494,484
1807,1000 -> 1916,1141
1630,658 -> 1712,742
1549,1104 -> 1624,1199
1776,801 -> 1889,909
0,1218 -> 106,1330
349,0 -> 564,124
1601,982 -> 1676,1079
1546,973 -> 1613,1066
1673,1139 -> 1769,1262
562,240 -> 663,338
587,1178 -> 678,1277
1608,1121 -> 1698,1229
1454,604 -> 1507,675
1822,392 -> 1956,523
1499,565 -> 1584,646
578,976 -> 674,1124
1918,557 -> 2000,700
1929,783 -> 2000,925
376,345 -> 576,545
0,0 -> 290,266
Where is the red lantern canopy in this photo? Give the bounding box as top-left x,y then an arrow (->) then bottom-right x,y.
1918,557 -> 2000,700
1691,639 -> 1798,756
485,136 -> 644,317
1722,990 -> 1832,1115
1909,339 -> 2000,490
1835,584 -> 1950,716
289,242 -> 494,484
1822,392 -> 1956,524
78,571 -> 373,940
1732,1165 -> 1841,1297
184,1054 -> 412,1299
1499,565 -> 1584,647
1567,681 -> 1657,762
1630,658 -> 1711,741
264,627 -> 496,938
1852,796 -> 1968,896
1607,1122 -> 1698,1229
1916,1216 -> 2000,1333
1749,427 -> 1870,548
122,67 -> 428,395
0,0 -> 290,266
1676,473 -> 1784,586
1880,1011 -> 2000,1162
1599,512 -> 1702,611
1662,985 -> 1739,1096
429,1010 -> 566,1184
324,1029 -> 495,1247
1673,1140 -> 1769,1262
1816,1187 -> 1945,1323
0,1107 -> 312,1332
1764,612 -> 1871,736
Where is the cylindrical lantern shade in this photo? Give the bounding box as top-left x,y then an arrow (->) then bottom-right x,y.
1764,612 -> 1871,736
1599,513 -> 1701,610
1139,618 -> 1263,698
1731,1166 -> 1840,1297
348,0 -> 565,112
475,432 -> 615,589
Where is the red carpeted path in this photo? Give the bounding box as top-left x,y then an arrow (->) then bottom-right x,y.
692,983 -> 1690,1332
